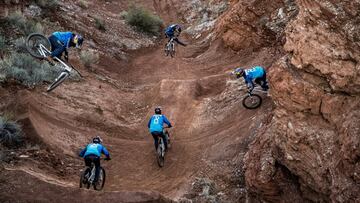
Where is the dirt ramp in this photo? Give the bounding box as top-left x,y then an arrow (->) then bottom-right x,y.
0,169 -> 171,203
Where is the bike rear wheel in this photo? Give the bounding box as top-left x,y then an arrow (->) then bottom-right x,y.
26,33 -> 51,59
93,167 -> 106,190
165,43 -> 170,57
157,139 -> 165,167
47,71 -> 70,92
80,167 -> 91,189
170,43 -> 175,58
242,94 -> 262,109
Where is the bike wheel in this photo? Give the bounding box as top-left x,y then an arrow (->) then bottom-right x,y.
157,140 -> 165,167
94,167 -> 106,191
47,71 -> 70,92
242,94 -> 262,109
164,130 -> 171,149
26,33 -> 51,59
170,43 -> 175,58
165,44 -> 170,57
80,167 -> 91,189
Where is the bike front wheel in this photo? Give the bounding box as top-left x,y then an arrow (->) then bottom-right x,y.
242,94 -> 262,109
170,43 -> 175,58
26,33 -> 51,59
47,71 -> 70,92
157,140 -> 165,167
93,167 -> 106,190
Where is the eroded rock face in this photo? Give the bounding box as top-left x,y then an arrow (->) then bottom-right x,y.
245,0 -> 360,202
215,0 -> 298,51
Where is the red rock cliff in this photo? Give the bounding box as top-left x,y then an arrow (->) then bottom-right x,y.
243,0 -> 360,202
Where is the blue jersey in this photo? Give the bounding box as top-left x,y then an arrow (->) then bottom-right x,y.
165,24 -> 177,36
243,66 -> 265,85
148,114 -> 171,133
52,31 -> 73,48
79,143 -> 110,158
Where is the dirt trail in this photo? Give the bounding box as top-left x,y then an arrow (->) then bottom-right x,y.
0,1 -> 277,202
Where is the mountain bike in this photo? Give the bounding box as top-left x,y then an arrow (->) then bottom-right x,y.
25,33 -> 82,92
164,38 -> 175,58
242,87 -> 268,109
79,158 -> 108,190
157,127 -> 171,167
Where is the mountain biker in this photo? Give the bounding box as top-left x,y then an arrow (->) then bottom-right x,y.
79,136 -> 110,184
233,66 -> 269,92
148,107 -> 172,152
46,31 -> 84,64
165,24 -> 186,46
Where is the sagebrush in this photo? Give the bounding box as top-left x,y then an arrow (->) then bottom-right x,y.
6,11 -> 43,35
35,0 -> 58,9
0,34 -> 5,54
0,53 -> 62,87
80,50 -> 99,68
0,116 -> 23,148
95,17 -> 106,31
125,5 -> 163,35
78,0 -> 88,9
14,37 -> 27,53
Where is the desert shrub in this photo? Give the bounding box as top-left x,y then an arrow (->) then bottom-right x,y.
0,53 -> 62,87
94,17 -> 106,31
0,34 -> 5,54
14,37 -> 27,53
80,50 -> 99,68
35,0 -> 58,9
0,116 -> 23,148
78,0 -> 88,9
6,11 -> 43,35
119,11 -> 128,19
0,35 -> 6,48
125,5 -> 163,35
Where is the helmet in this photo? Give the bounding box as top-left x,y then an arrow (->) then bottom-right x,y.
234,67 -> 244,78
93,135 -> 102,144
155,107 -> 162,114
175,25 -> 182,33
73,34 -> 84,49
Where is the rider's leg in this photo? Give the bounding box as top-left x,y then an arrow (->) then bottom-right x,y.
151,132 -> 160,150
93,156 -> 101,183
260,72 -> 269,90
48,35 -> 64,58
84,156 -> 92,168
174,38 -> 186,46
160,132 -> 168,151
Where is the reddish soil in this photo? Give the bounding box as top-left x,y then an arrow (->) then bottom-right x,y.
0,1 -> 281,202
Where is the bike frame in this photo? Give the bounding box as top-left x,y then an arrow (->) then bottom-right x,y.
241,86 -> 268,98
166,38 -> 175,51
37,44 -> 72,72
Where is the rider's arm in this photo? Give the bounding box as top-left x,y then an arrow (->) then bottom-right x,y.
244,76 -> 254,92
101,145 -> 110,158
79,145 -> 87,157
147,117 -> 152,129
163,116 -> 172,128
174,38 -> 186,47
50,46 -> 66,58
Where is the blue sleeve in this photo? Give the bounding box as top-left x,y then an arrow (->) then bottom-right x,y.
163,115 -> 172,127
101,145 -> 110,157
148,117 -> 152,128
79,145 -> 87,157
244,75 -> 254,90
51,46 -> 66,57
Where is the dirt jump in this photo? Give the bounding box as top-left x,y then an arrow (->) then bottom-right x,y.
0,1 -> 279,202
